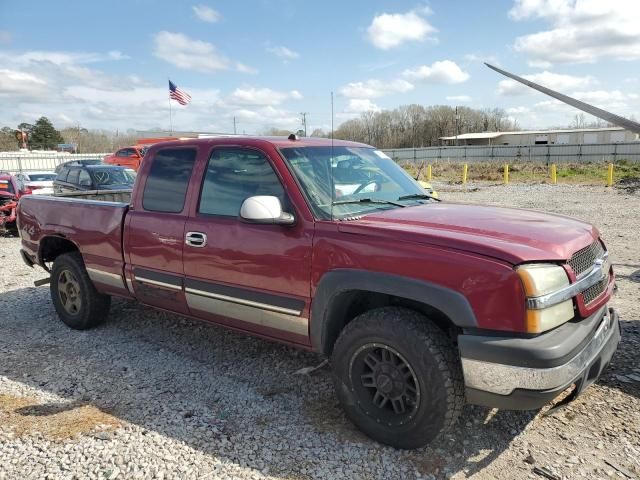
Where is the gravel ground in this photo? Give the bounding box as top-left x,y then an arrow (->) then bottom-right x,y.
0,183 -> 639,480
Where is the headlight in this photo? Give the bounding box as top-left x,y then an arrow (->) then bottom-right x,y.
517,264 -> 574,333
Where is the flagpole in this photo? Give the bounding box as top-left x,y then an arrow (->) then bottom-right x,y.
168,78 -> 173,135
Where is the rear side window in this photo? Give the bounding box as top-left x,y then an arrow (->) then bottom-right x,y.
142,148 -> 197,213
67,169 -> 80,185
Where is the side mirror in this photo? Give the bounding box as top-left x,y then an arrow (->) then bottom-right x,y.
240,196 -> 295,225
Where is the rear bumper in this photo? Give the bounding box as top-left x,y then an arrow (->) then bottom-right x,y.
460,306 -> 620,410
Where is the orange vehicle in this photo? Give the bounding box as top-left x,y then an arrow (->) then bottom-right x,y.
104,137 -> 179,171
103,146 -> 147,170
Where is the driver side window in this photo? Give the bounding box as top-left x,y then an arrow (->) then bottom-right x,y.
198,148 -> 286,217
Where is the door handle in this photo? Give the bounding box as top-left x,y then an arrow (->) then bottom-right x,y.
185,231 -> 207,248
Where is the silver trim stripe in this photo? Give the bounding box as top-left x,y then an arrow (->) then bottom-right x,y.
185,292 -> 308,336
134,276 -> 182,291
526,252 -> 610,310
86,268 -> 126,290
185,287 -> 302,316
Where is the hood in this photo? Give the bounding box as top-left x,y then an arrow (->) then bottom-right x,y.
337,203 -> 598,264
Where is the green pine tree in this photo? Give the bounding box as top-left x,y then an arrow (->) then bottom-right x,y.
28,117 -> 64,150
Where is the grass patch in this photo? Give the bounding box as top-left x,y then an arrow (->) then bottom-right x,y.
400,160 -> 640,185
0,393 -> 120,440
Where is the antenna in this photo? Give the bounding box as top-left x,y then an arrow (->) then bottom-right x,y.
300,112 -> 308,136
330,92 -> 335,221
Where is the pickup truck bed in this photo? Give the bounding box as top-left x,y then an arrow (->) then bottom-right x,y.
16,135 -> 619,450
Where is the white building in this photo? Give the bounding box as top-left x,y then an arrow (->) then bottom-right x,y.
440,127 -> 639,146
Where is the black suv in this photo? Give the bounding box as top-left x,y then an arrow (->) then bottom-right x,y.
54,165 -> 136,194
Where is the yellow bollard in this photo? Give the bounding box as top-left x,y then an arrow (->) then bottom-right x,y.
427,164 -> 432,181
462,163 -> 468,184
504,163 -> 509,185
607,163 -> 614,186
551,164 -> 557,184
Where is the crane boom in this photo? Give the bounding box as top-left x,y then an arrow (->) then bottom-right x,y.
485,63 -> 640,134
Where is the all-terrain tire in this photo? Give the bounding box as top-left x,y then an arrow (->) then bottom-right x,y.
50,252 -> 111,329
331,307 -> 464,449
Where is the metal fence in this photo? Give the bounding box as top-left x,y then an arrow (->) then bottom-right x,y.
0,153 -> 108,173
383,142 -> 640,164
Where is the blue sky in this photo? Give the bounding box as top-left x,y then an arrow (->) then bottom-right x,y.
1,0 -> 639,134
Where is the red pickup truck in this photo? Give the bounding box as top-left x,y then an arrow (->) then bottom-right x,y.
17,136 -> 620,449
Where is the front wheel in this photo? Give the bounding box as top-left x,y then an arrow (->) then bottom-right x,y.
50,252 -> 111,329
331,307 -> 464,449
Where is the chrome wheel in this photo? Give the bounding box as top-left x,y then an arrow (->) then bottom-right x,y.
58,269 -> 82,315
349,343 -> 420,426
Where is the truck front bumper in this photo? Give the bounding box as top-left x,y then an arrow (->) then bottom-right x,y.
459,306 -> 620,410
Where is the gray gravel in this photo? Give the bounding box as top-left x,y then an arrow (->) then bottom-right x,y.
0,183 -> 639,479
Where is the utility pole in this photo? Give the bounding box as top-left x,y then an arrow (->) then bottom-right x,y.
455,106 -> 459,146
233,116 -> 237,135
300,112 -> 308,136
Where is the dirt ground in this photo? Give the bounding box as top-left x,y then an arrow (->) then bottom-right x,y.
0,183 -> 638,480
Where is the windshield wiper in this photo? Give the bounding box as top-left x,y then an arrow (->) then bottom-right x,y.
397,193 -> 441,202
332,198 -> 406,207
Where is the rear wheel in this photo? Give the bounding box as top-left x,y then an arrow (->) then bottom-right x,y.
50,252 -> 111,329
331,307 -> 464,449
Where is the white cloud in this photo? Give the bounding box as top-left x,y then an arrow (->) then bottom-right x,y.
231,106 -> 301,130
345,99 -> 381,113
506,106 -> 531,114
0,49 -> 133,92
339,78 -> 414,99
402,60 -> 469,84
0,45 -> 304,133
192,5 -> 221,23
497,71 -> 596,96
464,53 -> 500,65
509,0 -> 640,64
228,87 -> 303,106
367,9 -> 436,50
571,90 -> 637,109
0,31 -> 11,45
107,50 -> 130,61
153,31 -> 230,73
0,69 -> 48,98
266,45 -> 300,61
446,95 -> 472,103
235,62 -> 258,74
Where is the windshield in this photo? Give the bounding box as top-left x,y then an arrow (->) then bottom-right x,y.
280,146 -> 427,219
89,168 -> 135,188
28,173 -> 56,181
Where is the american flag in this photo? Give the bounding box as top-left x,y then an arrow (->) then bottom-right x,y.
169,80 -> 192,106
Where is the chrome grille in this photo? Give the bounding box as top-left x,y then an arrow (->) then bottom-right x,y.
567,239 -> 608,305
582,277 -> 608,305
568,240 -> 605,278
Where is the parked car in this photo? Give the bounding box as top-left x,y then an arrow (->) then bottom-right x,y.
15,171 -> 57,195
1,171 -> 30,234
18,136 -> 619,449
104,145 -> 148,171
54,158 -> 103,174
53,164 -> 136,195
418,180 -> 438,198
